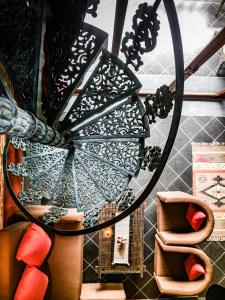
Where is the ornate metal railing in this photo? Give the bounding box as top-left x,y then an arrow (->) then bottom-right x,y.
0,0 -> 184,235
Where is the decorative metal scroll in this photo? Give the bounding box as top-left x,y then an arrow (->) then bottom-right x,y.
83,187 -> 135,227
25,140 -> 64,156
42,206 -> 69,225
9,138 -> 27,151
121,2 -> 160,71
45,0 -> 89,73
24,150 -> 68,180
45,23 -> 108,124
0,0 -> 44,112
144,85 -> 173,124
72,96 -> 149,139
8,163 -> 28,177
28,157 -> 66,201
60,50 -> 142,132
83,203 -> 102,227
87,0 -> 100,17
141,146 -> 161,172
8,136 -> 139,214
18,190 -> 42,206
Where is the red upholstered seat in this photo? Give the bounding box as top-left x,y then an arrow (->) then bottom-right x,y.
186,204 -> 206,231
184,254 -> 205,281
14,265 -> 48,300
16,223 -> 51,266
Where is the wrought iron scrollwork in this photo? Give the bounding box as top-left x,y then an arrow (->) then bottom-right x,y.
79,140 -> 141,176
144,85 -> 173,124
0,0 -> 43,112
18,190 -> 42,205
76,151 -> 128,201
87,0 -> 100,17
84,205 -> 101,227
121,1 -> 160,71
42,206 -> 68,225
7,163 -> 28,177
141,146 -> 161,172
83,187 -> 135,227
9,138 -> 27,151
116,188 -> 135,210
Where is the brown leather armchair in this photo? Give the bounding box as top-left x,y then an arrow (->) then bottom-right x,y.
156,191 -> 214,245
154,234 -> 213,296
0,208 -> 84,300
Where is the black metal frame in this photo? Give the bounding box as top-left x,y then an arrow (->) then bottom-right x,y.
3,0 -> 184,236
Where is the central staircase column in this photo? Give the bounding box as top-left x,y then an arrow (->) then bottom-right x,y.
0,97 -> 65,146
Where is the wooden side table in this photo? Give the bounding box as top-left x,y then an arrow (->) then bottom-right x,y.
95,202 -> 146,278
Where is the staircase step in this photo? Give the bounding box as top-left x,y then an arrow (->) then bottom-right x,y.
76,151 -> 129,201
0,0 -> 44,113
45,23 -> 108,124
28,155 -> 67,201
77,139 -> 142,176
60,50 -> 142,131
51,153 -> 78,208
74,157 -> 106,211
69,96 -> 149,138
24,149 -> 68,180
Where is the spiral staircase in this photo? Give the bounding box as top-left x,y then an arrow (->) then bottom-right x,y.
0,0 -> 182,230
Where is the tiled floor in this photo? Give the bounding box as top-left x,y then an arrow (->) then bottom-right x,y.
86,0 -> 225,78
84,113 -> 225,299
86,0 -> 225,94
133,0 -> 224,77
83,0 -> 225,299
137,115 -> 225,299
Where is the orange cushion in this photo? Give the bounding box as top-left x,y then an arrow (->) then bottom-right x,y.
14,266 -> 48,300
184,254 -> 205,281
16,223 -> 51,266
186,204 -> 206,231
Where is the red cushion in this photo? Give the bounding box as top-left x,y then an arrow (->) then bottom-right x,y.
14,266 -> 48,300
16,223 -> 51,266
186,204 -> 206,231
184,254 -> 205,281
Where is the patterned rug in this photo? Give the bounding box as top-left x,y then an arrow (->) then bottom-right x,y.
192,143 -> 225,241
